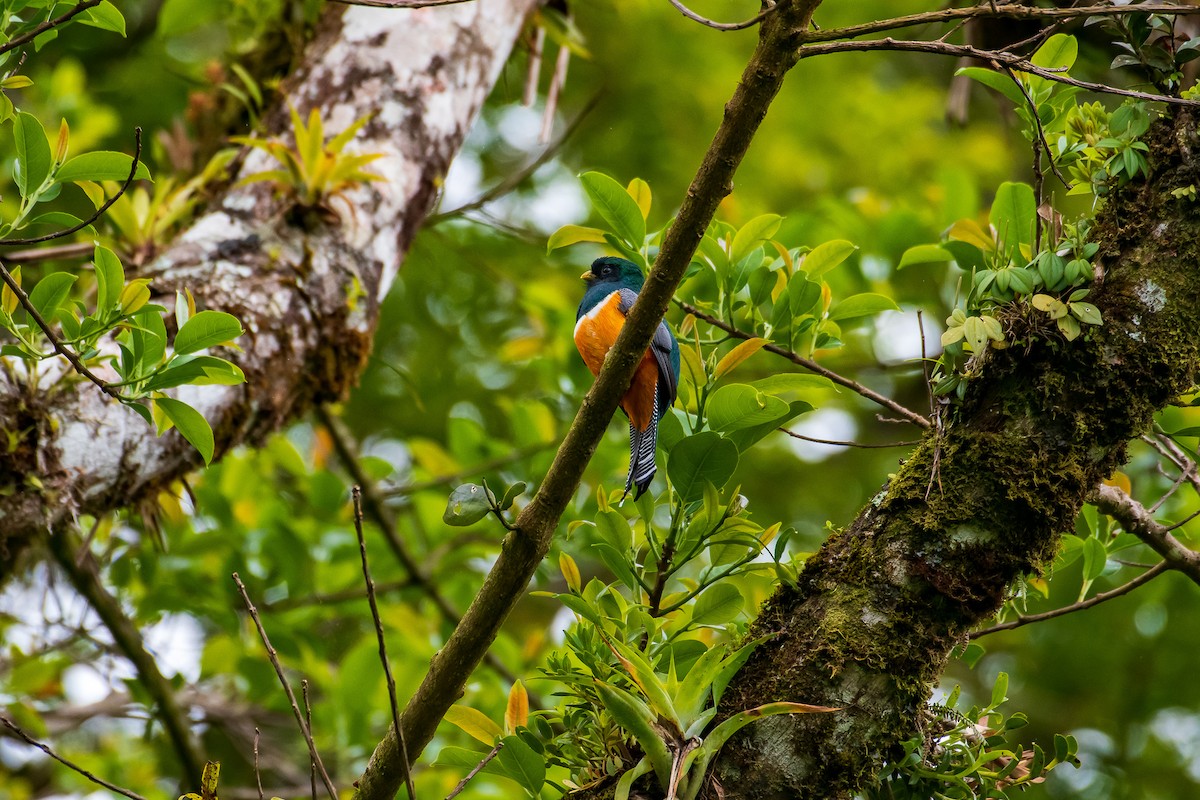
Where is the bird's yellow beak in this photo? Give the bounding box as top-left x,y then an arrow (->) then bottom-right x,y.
580,271 -> 596,281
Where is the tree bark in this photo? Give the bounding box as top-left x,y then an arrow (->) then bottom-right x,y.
699,112 -> 1200,798
0,0 -> 539,574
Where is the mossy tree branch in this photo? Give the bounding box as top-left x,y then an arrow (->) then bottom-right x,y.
350,1 -> 826,797
701,110 -> 1200,798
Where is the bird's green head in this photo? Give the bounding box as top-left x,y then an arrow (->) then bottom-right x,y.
580,256 -> 646,292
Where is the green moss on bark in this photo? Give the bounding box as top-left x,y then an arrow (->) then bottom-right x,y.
709,110 -> 1200,800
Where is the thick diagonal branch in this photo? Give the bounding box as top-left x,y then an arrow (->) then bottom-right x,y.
351,1 -> 826,797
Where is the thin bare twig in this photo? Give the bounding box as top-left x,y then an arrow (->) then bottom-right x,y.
971,561 -> 1169,638
262,578 -> 417,611
667,0 -> 777,32
1092,484 -> 1200,586
232,572 -> 339,800
795,38 -> 1200,108
779,429 -> 922,449
430,93 -> 601,223
383,442 -> 555,498
444,741 -> 504,800
1000,62 -> 1071,244
254,728 -> 265,800
0,258 -> 120,399
540,40 -> 571,143
679,301 -> 932,428
3,127 -> 144,246
0,0 -> 104,57
303,680 -> 316,800
797,3 -> 1200,45
0,715 -> 149,800
1,241 -> 94,263
352,487 -> 417,800
329,0 -> 477,7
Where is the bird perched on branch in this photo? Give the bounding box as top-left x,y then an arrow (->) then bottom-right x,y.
574,256 -> 680,500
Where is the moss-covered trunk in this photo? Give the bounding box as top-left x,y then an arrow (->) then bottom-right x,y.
707,111 -> 1200,798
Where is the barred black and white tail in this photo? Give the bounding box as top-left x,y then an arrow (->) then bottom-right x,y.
624,407 -> 660,501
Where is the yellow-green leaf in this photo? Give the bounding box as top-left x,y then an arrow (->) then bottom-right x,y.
547,224 -> 607,253
714,337 -> 768,380
505,680 -> 529,733
444,704 -> 502,745
626,177 -> 651,220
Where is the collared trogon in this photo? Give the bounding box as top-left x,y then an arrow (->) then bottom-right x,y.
574,256 -> 681,500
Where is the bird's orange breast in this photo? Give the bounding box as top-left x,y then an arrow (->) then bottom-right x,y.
574,292 -> 660,432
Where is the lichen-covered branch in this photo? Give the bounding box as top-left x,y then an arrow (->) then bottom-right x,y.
0,0 -> 539,573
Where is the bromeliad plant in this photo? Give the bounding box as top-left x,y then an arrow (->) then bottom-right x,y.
233,103 -> 384,213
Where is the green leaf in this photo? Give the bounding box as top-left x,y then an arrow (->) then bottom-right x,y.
706,384 -> 789,432
494,735 -> 545,797
547,224 -> 607,253
787,272 -> 822,317
990,182 -> 1036,260
444,705 -> 502,745
153,397 -> 215,464
443,484 -> 491,526
1069,301 -> 1102,326
1031,33 -> 1078,73
827,293 -> 899,322
749,373 -> 833,397
500,481 -> 526,510
730,214 -> 783,263
94,246 -> 125,314
691,583 -> 743,626
580,171 -> 646,250
800,239 -> 856,278
55,151 -> 151,184
173,310 -> 243,354
954,67 -> 1026,106
27,273 -> 76,320
724,400 -> 811,452
143,356 -> 246,391
158,0 -> 225,35
14,112 -> 51,198
615,758 -> 653,800
595,509 -> 633,552
667,432 -> 739,502
80,1 -> 126,35
990,671 -> 1009,708
898,244 -> 954,270
1081,536 -> 1107,582
594,682 -> 672,788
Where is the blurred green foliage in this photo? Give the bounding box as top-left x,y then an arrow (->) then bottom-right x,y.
3,2 -> 1200,800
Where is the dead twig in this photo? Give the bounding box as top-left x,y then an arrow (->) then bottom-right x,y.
352,487 -> 417,800
667,0 -> 777,32
679,301 -> 932,428
0,715 -> 149,800
232,572 -> 339,800
971,561 -> 1169,638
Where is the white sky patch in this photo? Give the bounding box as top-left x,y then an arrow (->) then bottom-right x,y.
144,614 -> 205,684
522,165 -> 588,233
496,104 -> 543,151
783,408 -> 858,462
440,151 -> 484,211
873,308 -> 941,365
1151,708 -> 1200,782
